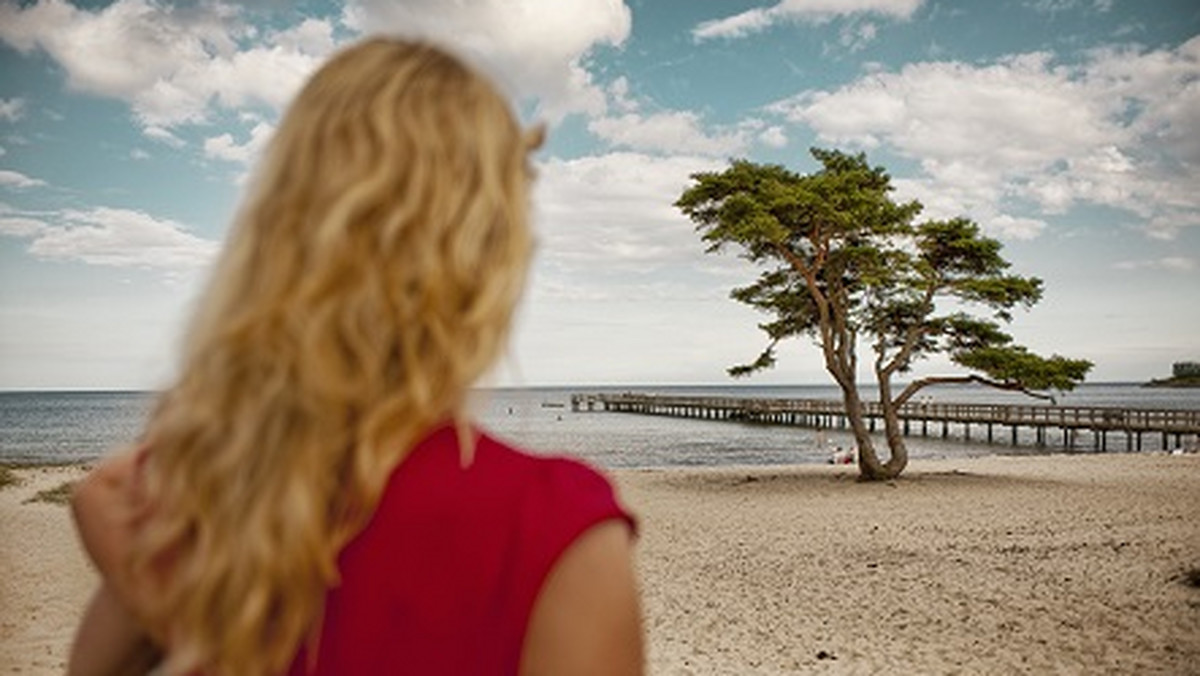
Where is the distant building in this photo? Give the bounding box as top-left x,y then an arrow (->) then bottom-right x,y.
1174,361 -> 1200,378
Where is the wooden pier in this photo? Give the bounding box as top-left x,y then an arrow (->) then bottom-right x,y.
570,393 -> 1200,452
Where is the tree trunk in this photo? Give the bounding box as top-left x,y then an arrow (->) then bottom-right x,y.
836,384 -> 886,479
876,397 -> 909,479
856,375 -> 908,480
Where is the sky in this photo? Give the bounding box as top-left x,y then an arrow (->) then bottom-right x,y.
0,0 -> 1198,390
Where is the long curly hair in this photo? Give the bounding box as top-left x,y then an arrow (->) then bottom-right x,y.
129,38 -> 540,675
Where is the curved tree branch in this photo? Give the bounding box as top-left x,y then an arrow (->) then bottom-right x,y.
895,374 -> 1057,408
775,242 -> 851,388
878,280 -> 939,381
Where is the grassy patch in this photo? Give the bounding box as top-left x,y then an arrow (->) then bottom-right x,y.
25,480 -> 76,505
0,465 -> 17,491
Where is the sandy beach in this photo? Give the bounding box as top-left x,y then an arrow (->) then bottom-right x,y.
3,453 -> 1198,674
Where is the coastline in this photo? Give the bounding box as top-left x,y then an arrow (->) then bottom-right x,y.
3,454 -> 1198,674
1144,379 -> 1200,388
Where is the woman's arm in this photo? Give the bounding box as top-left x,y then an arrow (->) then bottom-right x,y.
520,519 -> 644,676
68,585 -> 161,676
71,448 -> 145,584
69,449 -> 161,673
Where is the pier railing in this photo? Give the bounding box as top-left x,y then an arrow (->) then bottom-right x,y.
570,393 -> 1200,452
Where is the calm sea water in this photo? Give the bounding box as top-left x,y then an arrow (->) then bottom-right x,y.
2,384 -> 1198,467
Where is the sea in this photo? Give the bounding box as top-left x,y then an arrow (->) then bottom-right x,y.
2,383 -> 1198,468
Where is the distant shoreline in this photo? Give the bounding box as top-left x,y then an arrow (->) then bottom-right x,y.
1144,377 -> 1200,388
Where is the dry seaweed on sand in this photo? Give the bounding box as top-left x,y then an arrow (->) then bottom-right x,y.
24,480 -> 76,505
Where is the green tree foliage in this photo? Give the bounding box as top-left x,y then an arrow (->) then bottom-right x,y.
1174,361 -> 1200,378
676,149 -> 1092,480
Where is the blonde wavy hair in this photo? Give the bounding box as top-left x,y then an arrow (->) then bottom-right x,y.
130,38 -> 540,675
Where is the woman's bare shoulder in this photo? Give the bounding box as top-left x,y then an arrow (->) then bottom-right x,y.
520,519 -> 643,676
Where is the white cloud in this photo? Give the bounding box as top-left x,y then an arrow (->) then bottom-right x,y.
607,76 -> 638,114
0,0 -> 633,130
177,35 -> 331,119
0,146 -> 6,157
1026,0 -> 1114,14
693,8 -> 775,42
0,215 -> 48,237
0,206 -> 217,270
776,53 -> 1118,167
203,121 -> 275,165
533,152 -> 725,280
693,0 -> 923,41
769,39 -> 1200,239
838,21 -> 878,52
272,17 -> 336,56
893,176 -> 1046,240
0,97 -> 26,122
143,125 -> 185,148
1086,39 -> 1200,169
1114,257 -> 1196,272
1144,210 -> 1200,241
203,135 -> 244,163
987,214 -> 1048,240
1026,0 -> 1077,12
130,148 -> 150,160
0,0 -> 335,129
588,111 -> 747,156
758,125 -> 788,149
341,0 -> 632,121
0,170 -> 47,189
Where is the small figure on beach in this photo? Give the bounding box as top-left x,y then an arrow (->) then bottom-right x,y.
830,445 -> 856,465
1170,441 -> 1198,455
67,38 -> 643,676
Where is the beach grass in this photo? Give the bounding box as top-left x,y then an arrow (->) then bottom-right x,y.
24,480 -> 75,505
0,464 -> 18,490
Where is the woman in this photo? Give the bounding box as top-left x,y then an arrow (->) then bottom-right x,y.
69,38 -> 643,675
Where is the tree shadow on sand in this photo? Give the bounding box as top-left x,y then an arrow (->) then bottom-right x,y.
637,466 -> 1066,495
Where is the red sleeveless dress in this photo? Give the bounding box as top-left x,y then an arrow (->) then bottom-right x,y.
287,424 -> 634,675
